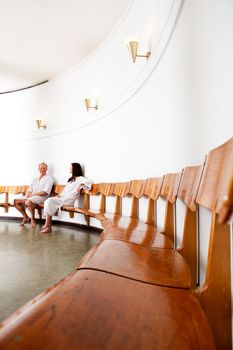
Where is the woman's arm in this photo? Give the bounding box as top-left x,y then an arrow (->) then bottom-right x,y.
76,184 -> 83,193
75,178 -> 93,194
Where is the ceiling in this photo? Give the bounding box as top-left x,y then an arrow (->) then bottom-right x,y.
0,0 -> 130,92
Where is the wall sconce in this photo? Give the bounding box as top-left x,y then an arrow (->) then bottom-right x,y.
85,98 -> 98,112
126,39 -> 151,63
35,119 -> 46,129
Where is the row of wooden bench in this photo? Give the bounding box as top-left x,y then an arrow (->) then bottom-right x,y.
0,137 -> 232,349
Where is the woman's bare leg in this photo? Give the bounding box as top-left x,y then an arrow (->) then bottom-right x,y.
40,214 -> 52,233
45,214 -> 52,228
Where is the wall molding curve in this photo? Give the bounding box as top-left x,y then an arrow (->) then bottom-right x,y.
51,0 -> 135,81
19,0 -> 184,141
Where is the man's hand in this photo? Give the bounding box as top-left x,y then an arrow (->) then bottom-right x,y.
27,191 -> 48,197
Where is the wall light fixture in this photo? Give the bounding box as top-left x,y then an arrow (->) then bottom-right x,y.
126,39 -> 151,63
35,119 -> 46,129
85,98 -> 98,112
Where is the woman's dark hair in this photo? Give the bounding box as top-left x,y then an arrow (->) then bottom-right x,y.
68,163 -> 83,182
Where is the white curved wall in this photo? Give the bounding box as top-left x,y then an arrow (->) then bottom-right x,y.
0,0 -> 232,183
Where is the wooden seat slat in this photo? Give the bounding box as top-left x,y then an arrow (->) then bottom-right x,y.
196,138 -> 233,213
0,186 -> 28,212
101,226 -> 173,247
83,183 -> 99,195
129,179 -> 147,198
99,214 -> 173,247
144,177 -> 163,200
78,240 -> 191,288
218,162 -> 233,223
160,172 -> 182,203
178,166 -> 203,211
113,181 -> 131,197
175,165 -> 203,287
52,184 -> 65,196
98,182 -> 115,196
0,270 -> 215,350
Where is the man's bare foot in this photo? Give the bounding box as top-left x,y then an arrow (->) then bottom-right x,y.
19,216 -> 30,226
31,220 -> 36,228
40,227 -> 52,234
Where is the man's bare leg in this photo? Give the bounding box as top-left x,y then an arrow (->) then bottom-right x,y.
25,200 -> 36,227
14,199 -> 30,225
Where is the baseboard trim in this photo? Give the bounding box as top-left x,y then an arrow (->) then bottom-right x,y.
0,216 -> 102,233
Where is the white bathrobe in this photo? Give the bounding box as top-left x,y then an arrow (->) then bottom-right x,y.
44,176 -> 92,216
17,175 -> 54,204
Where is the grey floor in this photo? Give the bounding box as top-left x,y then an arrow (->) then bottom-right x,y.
0,220 -> 100,322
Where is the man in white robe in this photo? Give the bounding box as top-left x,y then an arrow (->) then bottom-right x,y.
14,162 -> 54,227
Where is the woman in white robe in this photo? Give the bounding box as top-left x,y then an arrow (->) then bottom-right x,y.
40,163 -> 92,233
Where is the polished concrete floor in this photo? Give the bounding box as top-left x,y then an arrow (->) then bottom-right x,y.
0,220 -> 100,322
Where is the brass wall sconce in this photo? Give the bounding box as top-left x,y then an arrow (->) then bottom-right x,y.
35,119 -> 46,129
85,98 -> 98,112
126,39 -> 151,63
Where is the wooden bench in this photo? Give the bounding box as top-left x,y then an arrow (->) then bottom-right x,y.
0,184 -> 88,222
0,186 -> 28,212
77,166 -> 202,289
0,137 -> 232,349
72,174 -> 182,249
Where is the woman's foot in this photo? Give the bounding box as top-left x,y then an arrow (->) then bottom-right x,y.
31,220 -> 36,228
19,216 -> 30,226
40,227 -> 52,234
